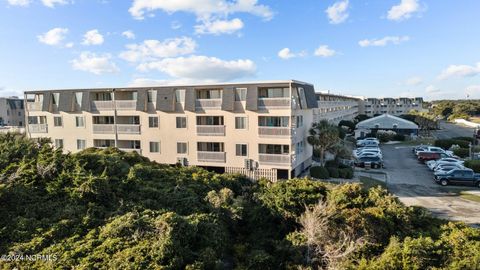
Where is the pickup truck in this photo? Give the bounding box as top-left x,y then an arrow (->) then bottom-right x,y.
434,169 -> 480,187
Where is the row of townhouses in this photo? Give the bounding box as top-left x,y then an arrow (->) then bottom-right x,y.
358,97 -> 424,117
0,81 -> 424,181
0,97 -> 25,127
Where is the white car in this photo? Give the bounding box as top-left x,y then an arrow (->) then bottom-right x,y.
357,152 -> 382,159
357,140 -> 379,147
431,159 -> 465,171
355,149 -> 382,159
363,137 -> 380,144
424,146 -> 454,156
434,164 -> 465,173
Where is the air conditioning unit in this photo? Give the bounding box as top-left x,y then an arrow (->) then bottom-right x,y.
244,159 -> 252,170
176,157 -> 188,166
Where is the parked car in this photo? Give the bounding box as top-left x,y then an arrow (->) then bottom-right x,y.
354,148 -> 382,158
363,137 -> 380,144
433,164 -> 465,173
355,156 -> 383,169
414,146 -> 430,156
357,152 -> 382,159
357,140 -> 379,147
417,152 -> 441,162
427,158 -> 464,170
424,146 -> 454,156
434,169 -> 480,187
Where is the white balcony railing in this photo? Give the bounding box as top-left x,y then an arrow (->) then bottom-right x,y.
117,124 -> 141,134
27,103 -> 42,111
115,100 -> 137,110
197,151 -> 226,163
258,127 -> 291,137
91,101 -> 114,111
196,99 -> 222,109
259,154 -> 291,164
93,124 -> 115,134
29,124 -> 48,133
258,98 -> 291,108
119,148 -> 142,154
196,125 -> 225,136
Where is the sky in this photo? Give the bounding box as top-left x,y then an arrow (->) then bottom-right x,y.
0,0 -> 479,100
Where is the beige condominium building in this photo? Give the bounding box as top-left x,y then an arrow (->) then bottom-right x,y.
314,93 -> 360,124
358,97 -> 424,117
0,96 -> 25,127
25,80 -> 324,181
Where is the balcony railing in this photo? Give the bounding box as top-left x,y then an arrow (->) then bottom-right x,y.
91,101 -> 114,111
196,99 -> 222,109
93,124 -> 115,134
258,98 -> 291,108
29,124 -> 48,133
116,100 -> 137,110
197,151 -> 226,163
258,127 -> 291,137
259,154 -> 291,164
27,102 -> 42,111
119,148 -> 142,154
117,124 -> 141,134
196,125 -> 225,136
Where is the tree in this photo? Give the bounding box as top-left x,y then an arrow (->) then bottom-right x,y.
338,120 -> 355,132
307,120 -> 341,166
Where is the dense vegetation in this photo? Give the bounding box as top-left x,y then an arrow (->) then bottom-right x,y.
431,100 -> 480,121
0,134 -> 479,269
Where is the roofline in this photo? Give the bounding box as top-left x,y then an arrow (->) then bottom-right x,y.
315,92 -> 361,100
24,79 -> 314,93
356,113 -> 419,128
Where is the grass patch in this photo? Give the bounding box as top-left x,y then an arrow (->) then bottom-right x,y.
459,192 -> 480,203
399,138 -> 435,146
359,176 -> 387,190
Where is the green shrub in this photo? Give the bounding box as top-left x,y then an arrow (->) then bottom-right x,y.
434,139 -> 470,149
452,137 -> 476,143
453,148 -> 470,158
393,134 -> 406,141
310,166 -> 330,179
327,167 -> 340,178
464,160 -> 480,173
338,168 -> 354,179
325,160 -> 339,168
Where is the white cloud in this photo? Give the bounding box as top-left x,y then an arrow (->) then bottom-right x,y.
171,21 -> 182,30
41,0 -> 69,8
425,85 -> 440,93
7,0 -> 31,6
128,0 -> 273,21
387,0 -> 421,21
37,27 -> 69,46
405,76 -> 423,86
438,62 -> 480,80
137,55 -> 256,82
82,29 -> 104,46
314,45 -> 336,58
119,37 -> 197,63
277,48 -> 306,60
325,0 -> 349,24
71,52 -> 119,75
466,85 -> 480,99
195,18 -> 244,35
359,36 -> 410,47
121,30 -> 136,40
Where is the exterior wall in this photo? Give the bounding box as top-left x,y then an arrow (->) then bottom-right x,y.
0,97 -> 25,127
313,93 -> 360,124
25,81 -> 315,181
359,97 -> 424,117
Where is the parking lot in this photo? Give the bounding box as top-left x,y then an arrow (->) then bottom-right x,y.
381,144 -> 480,226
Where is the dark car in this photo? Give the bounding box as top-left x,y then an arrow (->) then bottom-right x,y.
354,156 -> 383,169
434,169 -> 480,187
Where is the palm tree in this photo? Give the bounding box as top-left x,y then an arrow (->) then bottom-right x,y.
307,120 -> 341,166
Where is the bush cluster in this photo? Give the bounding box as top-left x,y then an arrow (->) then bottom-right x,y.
310,166 -> 330,179
464,160 -> 480,173
311,162 -> 354,180
434,139 -> 470,149
453,148 -> 470,158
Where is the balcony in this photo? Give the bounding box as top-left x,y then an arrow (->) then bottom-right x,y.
196,125 -> 225,136
27,103 -> 42,111
258,98 -> 291,108
258,127 -> 291,137
116,100 -> 137,110
91,101 -> 114,111
259,154 -> 291,164
196,99 -> 222,109
119,148 -> 142,154
117,124 -> 141,134
93,124 -> 115,134
197,151 -> 226,163
29,124 -> 48,133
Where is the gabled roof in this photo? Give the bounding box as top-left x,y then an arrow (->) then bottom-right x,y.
356,114 -> 419,129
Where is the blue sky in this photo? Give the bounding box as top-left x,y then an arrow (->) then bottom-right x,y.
0,0 -> 479,100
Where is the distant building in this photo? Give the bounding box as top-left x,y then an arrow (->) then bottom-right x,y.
313,93 -> 360,124
358,97 -> 424,117
0,97 -> 25,127
355,114 -> 419,138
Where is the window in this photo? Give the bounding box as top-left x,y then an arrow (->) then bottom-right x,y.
76,116 -> 85,127
236,144 -> 247,156
93,116 -> 114,124
258,87 -> 289,98
53,116 -> 63,127
235,88 -> 247,101
175,89 -> 186,103
176,117 -> 187,128
296,141 -> 305,154
94,92 -> 112,101
147,90 -> 157,103
197,116 -> 224,125
296,115 -> 303,128
197,142 -> 224,152
75,92 -> 83,105
94,139 -> 115,147
235,117 -> 247,129
77,139 -> 86,150
28,116 -> 38,124
149,116 -> 159,128
196,89 -> 222,99
52,93 -> 60,105
54,139 -> 63,148
258,116 -> 289,127
18,111 -> 21,116
259,144 -> 290,155
177,142 -> 188,154
149,142 -> 160,153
